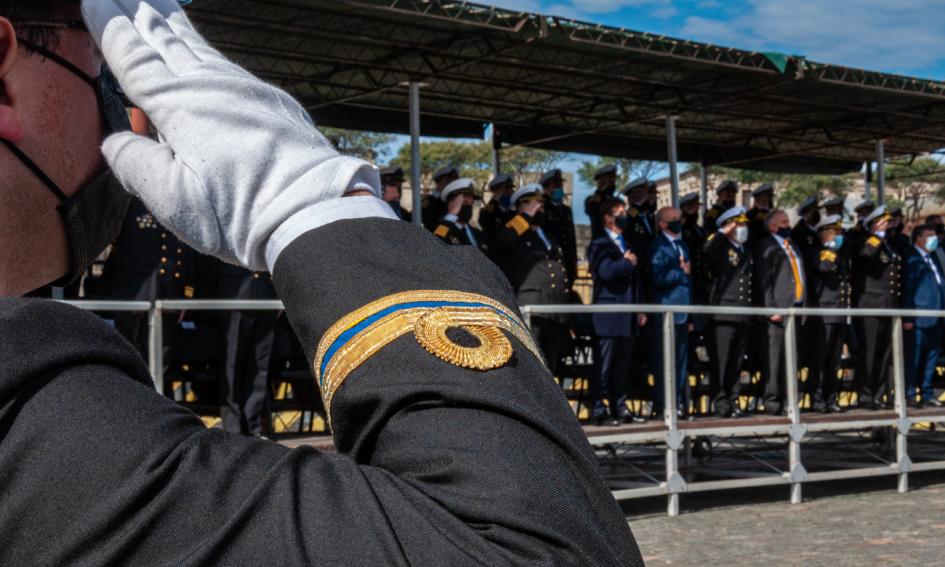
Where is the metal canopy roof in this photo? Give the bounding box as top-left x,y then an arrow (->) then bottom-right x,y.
188,0 -> 945,174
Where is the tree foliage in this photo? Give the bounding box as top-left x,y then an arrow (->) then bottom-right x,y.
711,166 -> 856,209
322,127 -> 396,162
577,157 -> 662,188
886,157 -> 945,222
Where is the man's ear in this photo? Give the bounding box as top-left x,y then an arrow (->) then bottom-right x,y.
0,17 -> 24,143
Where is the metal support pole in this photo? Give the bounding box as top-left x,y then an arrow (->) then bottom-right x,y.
876,140 -> 886,206
492,124 -> 502,175
864,162 -> 872,203
699,163 -> 709,219
784,313 -> 804,505
892,316 -> 910,493
409,82 -> 422,227
666,116 -> 681,209
663,312 -> 681,516
148,303 -> 164,392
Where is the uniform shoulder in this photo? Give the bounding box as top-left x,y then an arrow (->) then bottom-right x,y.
820,249 -> 838,263
482,201 -> 496,213
434,224 -> 451,238
707,233 -> 717,242
705,208 -> 719,219
505,214 -> 530,236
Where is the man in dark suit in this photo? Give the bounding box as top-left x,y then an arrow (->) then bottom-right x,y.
587,198 -> 647,425
851,206 -> 902,409
432,178 -> 489,255
704,207 -> 753,417
585,164 -> 618,239
903,225 -> 945,408
493,184 -> 571,374
703,180 -> 738,233
541,168 -> 578,289
421,165 -> 458,231
753,210 -> 807,415
0,3 -> 643,563
380,165 -> 412,222
478,173 -> 516,246
647,207 -> 693,417
808,215 -> 851,413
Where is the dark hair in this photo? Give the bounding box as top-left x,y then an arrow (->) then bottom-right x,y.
599,197 -> 625,220
2,1 -> 72,51
926,214 -> 942,225
913,224 -> 934,244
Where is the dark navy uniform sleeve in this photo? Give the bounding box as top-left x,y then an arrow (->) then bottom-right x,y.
0,218 -> 642,566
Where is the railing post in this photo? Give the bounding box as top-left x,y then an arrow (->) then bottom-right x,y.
892,315 -> 910,493
521,306 -> 532,331
662,311 -> 683,517
784,312 -> 805,504
148,302 -> 163,392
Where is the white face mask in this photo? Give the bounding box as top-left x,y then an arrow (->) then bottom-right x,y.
734,225 -> 749,244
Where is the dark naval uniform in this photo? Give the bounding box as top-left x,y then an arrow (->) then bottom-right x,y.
703,202 -> 731,234
478,198 -> 514,250
494,213 -> 571,373
746,207 -> 770,244
808,244 -> 852,410
585,187 -> 615,239
0,219 -> 643,566
216,265 -> 279,437
103,198 -> 196,357
433,218 -> 489,255
704,233 -> 753,415
682,213 -> 709,308
851,233 -> 902,408
544,195 -> 578,289
420,194 -> 447,232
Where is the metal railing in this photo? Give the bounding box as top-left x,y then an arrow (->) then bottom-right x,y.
63,299 -> 945,516
522,302 -> 945,516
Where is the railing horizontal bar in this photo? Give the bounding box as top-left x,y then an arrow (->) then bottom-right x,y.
158,300 -> 286,311
522,304 -> 945,318
58,300 -> 153,312
805,466 -> 898,482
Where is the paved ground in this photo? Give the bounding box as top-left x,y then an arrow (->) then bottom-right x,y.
626,472 -> 945,566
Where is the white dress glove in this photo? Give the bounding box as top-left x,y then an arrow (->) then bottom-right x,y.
81,0 -> 397,271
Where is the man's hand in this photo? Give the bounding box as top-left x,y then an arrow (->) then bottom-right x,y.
624,250 -> 638,266
904,322 -> 915,331
770,314 -> 783,323
680,258 -> 691,275
721,222 -> 736,236
873,218 -> 890,235
521,200 -> 543,219
637,314 -> 647,327
81,0 -> 396,271
446,194 -> 463,216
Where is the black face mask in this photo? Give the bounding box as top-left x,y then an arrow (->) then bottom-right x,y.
458,205 -> 474,224
667,220 -> 683,234
935,226 -> 945,237
777,227 -> 792,239
615,215 -> 630,231
4,38 -> 131,286
683,212 -> 698,224
530,210 -> 545,227
809,211 -> 821,226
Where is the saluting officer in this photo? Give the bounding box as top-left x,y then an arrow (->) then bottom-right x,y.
747,183 -> 774,243
380,166 -> 411,222
493,184 -> 571,373
792,196 -> 821,255
847,201 -> 876,242
621,177 -> 657,253
888,207 -> 911,257
421,165 -> 459,231
851,206 -> 902,409
479,173 -> 516,246
586,164 -> 619,238
432,178 -> 489,255
104,197 -> 196,358
541,168 -> 578,290
704,207 -> 753,417
704,180 -> 738,233
808,215 -> 851,413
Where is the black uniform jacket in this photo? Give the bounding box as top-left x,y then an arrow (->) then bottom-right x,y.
0,219 -> 642,566
493,214 -> 571,307
433,218 -> 489,255
543,197 -> 578,288
420,194 -> 446,232
753,235 -> 807,309
704,234 -> 754,323
478,199 -> 514,247
810,245 -> 852,324
851,232 -> 902,309
584,187 -> 615,239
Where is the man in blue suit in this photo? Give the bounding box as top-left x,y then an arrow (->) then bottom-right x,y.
903,224 -> 945,408
647,207 -> 693,417
587,198 -> 647,425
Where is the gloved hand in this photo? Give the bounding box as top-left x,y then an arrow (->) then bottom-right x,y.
81,0 -> 397,271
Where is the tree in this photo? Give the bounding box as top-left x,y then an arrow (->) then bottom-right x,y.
577,157 -> 662,189
392,140 -> 493,193
500,146 -> 565,187
886,157 -> 945,222
322,127 -> 395,162
777,174 -> 855,208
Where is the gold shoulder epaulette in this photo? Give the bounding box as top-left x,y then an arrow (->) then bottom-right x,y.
867,236 -> 881,248
706,209 -> 719,219
434,225 -> 450,238
184,286 -> 195,299
629,208 -> 639,218
707,233 -> 716,242
820,250 -> 837,263
506,214 -> 530,236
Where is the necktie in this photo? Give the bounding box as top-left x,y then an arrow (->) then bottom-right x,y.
783,240 -> 804,303
464,225 -> 478,248
618,234 -> 628,253
927,256 -> 942,286
536,228 -> 552,251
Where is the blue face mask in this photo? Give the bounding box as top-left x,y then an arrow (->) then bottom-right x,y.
550,188 -> 565,203
832,235 -> 844,249
927,235 -> 940,252
499,195 -> 512,209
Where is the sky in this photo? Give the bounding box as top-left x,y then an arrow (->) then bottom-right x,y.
390,0 -> 945,224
